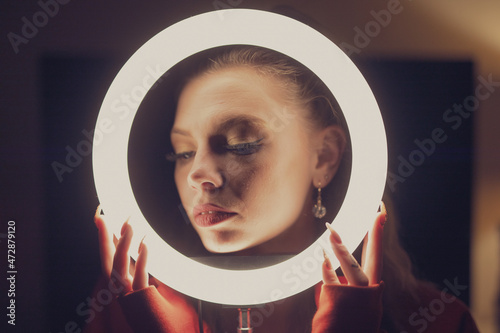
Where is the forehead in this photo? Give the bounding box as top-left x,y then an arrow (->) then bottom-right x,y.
174,67 -> 290,126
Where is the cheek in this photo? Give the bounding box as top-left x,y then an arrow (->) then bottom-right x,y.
174,165 -> 190,201
226,159 -> 262,197
233,158 -> 282,211
270,140 -> 314,206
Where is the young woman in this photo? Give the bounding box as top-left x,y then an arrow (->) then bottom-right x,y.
86,46 -> 478,332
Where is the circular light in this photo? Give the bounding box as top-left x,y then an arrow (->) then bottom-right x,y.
92,9 -> 387,305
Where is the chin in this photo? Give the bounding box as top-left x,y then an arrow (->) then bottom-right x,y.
202,240 -> 249,254
199,231 -> 256,254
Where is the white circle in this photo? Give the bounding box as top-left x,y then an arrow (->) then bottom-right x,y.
92,9 -> 387,305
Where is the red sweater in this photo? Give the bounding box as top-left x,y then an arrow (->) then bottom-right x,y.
83,277 -> 479,332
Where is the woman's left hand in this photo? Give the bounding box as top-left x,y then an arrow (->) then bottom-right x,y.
322,202 -> 387,286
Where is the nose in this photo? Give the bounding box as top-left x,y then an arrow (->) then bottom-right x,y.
187,147 -> 225,192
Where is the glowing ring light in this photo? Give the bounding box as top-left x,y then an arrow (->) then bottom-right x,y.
93,9 -> 387,305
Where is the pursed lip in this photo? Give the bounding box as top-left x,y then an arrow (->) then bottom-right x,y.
192,203 -> 237,227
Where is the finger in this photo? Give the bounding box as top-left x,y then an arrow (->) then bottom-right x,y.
132,237 -> 148,291
362,202 -> 387,284
112,221 -> 133,293
326,223 -> 369,286
94,206 -> 115,278
322,249 -> 340,285
361,205 -> 383,264
361,232 -> 369,270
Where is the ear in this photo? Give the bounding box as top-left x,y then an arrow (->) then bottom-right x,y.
312,125 -> 346,187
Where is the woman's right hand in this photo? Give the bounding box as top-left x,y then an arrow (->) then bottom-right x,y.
92,207 -> 210,333
94,206 -> 149,295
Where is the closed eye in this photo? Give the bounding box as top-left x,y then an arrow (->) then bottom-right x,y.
225,138 -> 263,155
165,151 -> 195,162
166,138 -> 264,161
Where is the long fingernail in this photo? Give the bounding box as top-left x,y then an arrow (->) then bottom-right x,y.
325,223 -> 342,244
379,201 -> 387,227
94,206 -> 104,229
138,236 -> 146,254
121,221 -> 131,237
322,249 -> 333,270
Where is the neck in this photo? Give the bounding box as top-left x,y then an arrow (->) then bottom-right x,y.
236,197 -> 320,256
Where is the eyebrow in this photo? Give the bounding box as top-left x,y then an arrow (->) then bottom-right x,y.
170,127 -> 191,137
171,114 -> 266,137
216,115 -> 266,134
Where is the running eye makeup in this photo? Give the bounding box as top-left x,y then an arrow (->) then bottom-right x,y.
168,115 -> 268,162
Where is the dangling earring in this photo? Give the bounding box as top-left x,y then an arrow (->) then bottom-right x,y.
312,182 -> 326,219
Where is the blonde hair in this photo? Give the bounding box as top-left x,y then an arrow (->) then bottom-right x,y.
184,45 -> 343,131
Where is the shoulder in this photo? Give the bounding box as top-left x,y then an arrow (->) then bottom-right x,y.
394,281 -> 479,333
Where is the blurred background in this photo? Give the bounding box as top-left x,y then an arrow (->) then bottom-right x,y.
1,1 -> 499,332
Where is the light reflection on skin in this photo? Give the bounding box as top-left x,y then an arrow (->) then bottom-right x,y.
170,67 -> 345,255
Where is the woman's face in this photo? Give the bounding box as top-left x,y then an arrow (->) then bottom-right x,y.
171,67 -> 322,254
